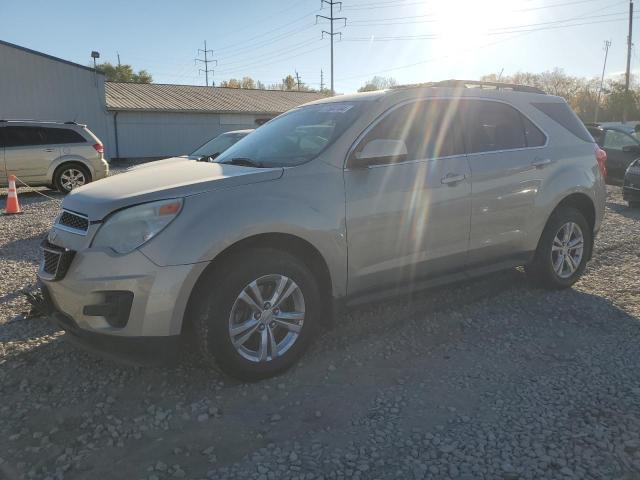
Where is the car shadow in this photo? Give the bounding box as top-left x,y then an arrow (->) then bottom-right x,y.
606,201 -> 640,220
0,232 -> 46,262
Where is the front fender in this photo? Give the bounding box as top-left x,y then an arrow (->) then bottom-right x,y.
140,168 -> 348,297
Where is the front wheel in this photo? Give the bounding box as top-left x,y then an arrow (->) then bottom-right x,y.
193,249 -> 321,381
526,206 -> 592,289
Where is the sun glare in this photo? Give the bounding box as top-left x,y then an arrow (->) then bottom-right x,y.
425,0 -> 532,55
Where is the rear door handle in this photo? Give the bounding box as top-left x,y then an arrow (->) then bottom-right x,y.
44,148 -> 55,152
532,158 -> 553,168
441,173 -> 466,185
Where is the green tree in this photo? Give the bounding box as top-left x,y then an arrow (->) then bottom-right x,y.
357,76 -> 397,92
96,62 -> 152,83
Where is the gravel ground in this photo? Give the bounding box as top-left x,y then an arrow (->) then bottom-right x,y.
1,176 -> 640,480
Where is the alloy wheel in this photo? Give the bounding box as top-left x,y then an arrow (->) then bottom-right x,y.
551,221 -> 584,279
228,274 -> 305,363
60,168 -> 86,191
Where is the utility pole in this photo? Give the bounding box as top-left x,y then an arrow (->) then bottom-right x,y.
624,0 -> 634,122
295,70 -> 302,90
595,40 -> 612,123
320,69 -> 325,91
195,40 -> 217,87
317,0 -> 347,94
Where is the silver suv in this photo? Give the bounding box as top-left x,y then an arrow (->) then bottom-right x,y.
1,120 -> 108,193
37,81 -> 607,380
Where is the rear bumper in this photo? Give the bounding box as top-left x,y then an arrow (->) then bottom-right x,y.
38,282 -> 182,365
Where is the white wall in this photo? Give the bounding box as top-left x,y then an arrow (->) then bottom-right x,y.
113,111 -> 268,158
0,43 -> 115,156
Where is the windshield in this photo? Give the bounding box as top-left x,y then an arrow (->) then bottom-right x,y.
215,102 -> 364,167
190,133 -> 246,158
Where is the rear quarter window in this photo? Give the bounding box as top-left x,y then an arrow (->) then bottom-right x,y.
531,102 -> 593,142
42,127 -> 86,144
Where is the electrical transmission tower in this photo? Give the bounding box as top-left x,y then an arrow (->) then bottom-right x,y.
295,70 -> 302,90
195,40 -> 217,86
316,0 -> 346,94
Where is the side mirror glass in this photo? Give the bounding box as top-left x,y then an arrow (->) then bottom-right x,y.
351,139 -> 408,167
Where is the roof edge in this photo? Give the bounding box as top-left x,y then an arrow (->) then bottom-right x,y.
0,39 -> 103,74
106,107 -> 284,115
105,81 -> 327,94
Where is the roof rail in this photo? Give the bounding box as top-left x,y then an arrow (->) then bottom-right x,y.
0,119 -> 86,126
432,80 -> 546,94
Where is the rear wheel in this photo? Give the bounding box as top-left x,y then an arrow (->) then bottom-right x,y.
53,163 -> 91,193
193,248 -> 321,381
526,206 -> 592,289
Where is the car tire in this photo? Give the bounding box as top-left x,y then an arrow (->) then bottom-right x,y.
53,163 -> 91,194
192,248 -> 321,381
526,206 -> 592,289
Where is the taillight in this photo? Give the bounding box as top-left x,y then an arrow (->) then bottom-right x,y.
595,145 -> 607,178
93,143 -> 104,154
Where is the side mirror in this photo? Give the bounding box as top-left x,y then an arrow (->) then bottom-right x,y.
622,144 -> 640,154
350,139 -> 408,168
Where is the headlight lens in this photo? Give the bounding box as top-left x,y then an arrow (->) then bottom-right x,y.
92,198 -> 183,254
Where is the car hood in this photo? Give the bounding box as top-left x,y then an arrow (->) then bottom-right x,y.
63,161 -> 284,220
126,156 -> 193,171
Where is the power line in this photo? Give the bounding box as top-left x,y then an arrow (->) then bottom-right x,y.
195,40 -> 217,86
317,0 -> 347,93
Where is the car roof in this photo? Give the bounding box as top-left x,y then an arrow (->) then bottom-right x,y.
302,81 -> 558,109
0,119 -> 86,128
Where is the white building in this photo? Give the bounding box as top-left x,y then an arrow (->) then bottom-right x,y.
105,82 -> 325,158
0,39 -> 326,159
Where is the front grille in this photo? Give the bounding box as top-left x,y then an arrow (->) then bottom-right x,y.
40,240 -> 76,281
58,210 -> 89,233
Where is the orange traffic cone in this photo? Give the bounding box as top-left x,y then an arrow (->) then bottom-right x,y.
4,175 -> 22,215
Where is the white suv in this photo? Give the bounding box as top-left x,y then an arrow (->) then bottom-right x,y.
0,120 -> 108,192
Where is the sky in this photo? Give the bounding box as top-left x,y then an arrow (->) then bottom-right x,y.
1,0 -> 638,93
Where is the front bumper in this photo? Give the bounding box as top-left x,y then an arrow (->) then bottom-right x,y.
38,246 -> 207,338
623,185 -> 640,203
35,282 -> 182,365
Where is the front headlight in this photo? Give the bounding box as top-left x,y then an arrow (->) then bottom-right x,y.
92,198 -> 183,254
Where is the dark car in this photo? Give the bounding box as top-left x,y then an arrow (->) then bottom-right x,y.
587,124 -> 640,184
623,158 -> 640,207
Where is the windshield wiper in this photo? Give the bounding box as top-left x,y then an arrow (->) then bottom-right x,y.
220,157 -> 264,168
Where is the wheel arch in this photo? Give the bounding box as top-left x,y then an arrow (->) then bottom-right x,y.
182,232 -> 334,334
48,156 -> 95,183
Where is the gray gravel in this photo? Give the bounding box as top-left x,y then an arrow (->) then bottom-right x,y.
1,179 -> 639,480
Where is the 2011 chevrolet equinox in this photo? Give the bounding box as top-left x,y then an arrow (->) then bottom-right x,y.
37,81 -> 607,380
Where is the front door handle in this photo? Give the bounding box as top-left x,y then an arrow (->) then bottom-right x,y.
532,157 -> 553,168
44,148 -> 55,152
441,172 -> 466,185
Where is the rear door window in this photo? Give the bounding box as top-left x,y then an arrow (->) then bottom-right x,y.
464,100 -> 527,153
41,127 -> 86,144
3,126 -> 47,147
603,130 -> 639,150
522,115 -> 546,147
